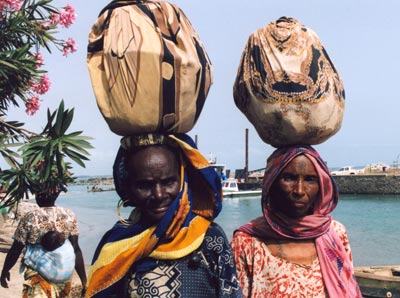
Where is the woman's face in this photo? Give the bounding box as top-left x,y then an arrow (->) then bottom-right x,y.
127,146 -> 181,225
269,155 -> 319,218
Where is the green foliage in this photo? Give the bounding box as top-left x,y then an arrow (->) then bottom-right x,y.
0,101 -> 93,207
0,1 -> 93,208
0,0 -> 63,107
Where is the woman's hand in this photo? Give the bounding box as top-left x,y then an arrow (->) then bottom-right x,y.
81,285 -> 87,297
0,270 -> 10,288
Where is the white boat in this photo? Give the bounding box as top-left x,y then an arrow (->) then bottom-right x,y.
354,265 -> 400,297
222,178 -> 240,192
207,153 -> 228,180
222,178 -> 261,199
207,153 -> 261,198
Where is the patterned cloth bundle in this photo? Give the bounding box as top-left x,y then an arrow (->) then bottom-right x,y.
87,0 -> 213,135
233,17 -> 345,147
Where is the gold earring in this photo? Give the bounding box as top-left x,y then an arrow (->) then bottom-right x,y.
117,199 -> 133,226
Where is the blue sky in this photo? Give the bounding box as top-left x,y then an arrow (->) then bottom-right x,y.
4,0 -> 400,176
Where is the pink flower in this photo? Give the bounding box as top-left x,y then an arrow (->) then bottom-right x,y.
34,53 -> 44,68
62,38 -> 77,56
0,0 -> 23,12
49,12 -> 61,26
25,96 -> 40,115
37,20 -> 51,30
59,4 -> 76,28
32,74 -> 51,95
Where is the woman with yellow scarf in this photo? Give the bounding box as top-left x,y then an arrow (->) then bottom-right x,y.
86,133 -> 242,298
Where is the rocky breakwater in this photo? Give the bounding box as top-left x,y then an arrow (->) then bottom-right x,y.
333,174 -> 400,195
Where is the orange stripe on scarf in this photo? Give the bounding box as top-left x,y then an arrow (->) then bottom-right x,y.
165,183 -> 190,237
152,216 -> 210,255
168,135 -> 210,169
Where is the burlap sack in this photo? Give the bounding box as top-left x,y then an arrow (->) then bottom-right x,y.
233,17 -> 345,148
87,0 -> 213,135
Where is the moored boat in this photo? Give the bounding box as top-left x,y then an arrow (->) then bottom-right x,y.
222,178 -> 261,199
87,186 -> 115,192
223,189 -> 262,199
354,266 -> 400,298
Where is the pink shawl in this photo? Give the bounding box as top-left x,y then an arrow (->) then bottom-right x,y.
237,145 -> 361,297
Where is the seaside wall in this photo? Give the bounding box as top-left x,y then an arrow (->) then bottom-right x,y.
333,175 -> 400,195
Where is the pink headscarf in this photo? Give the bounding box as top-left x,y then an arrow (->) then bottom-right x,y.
237,145 -> 361,297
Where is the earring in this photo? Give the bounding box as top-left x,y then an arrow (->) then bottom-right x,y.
117,199 -> 133,226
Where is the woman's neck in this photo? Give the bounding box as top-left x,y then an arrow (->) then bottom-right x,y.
267,239 -> 317,267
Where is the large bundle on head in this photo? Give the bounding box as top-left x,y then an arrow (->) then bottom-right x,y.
233,17 -> 345,148
87,0 -> 213,135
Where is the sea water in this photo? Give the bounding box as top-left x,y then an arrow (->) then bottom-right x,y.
57,185 -> 400,267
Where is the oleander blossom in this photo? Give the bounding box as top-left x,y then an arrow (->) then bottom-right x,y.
50,4 -> 76,28
63,38 -> 77,56
59,4 -> 76,28
0,0 -> 23,13
34,53 -> 44,68
49,12 -> 60,26
32,75 -> 51,95
25,96 -> 40,115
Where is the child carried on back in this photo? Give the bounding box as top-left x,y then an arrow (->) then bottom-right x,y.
22,230 -> 76,283
41,230 -> 66,251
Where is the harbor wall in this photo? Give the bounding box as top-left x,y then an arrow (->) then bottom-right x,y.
333,175 -> 400,195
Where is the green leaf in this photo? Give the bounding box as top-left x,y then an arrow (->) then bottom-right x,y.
53,100 -> 65,136
59,109 -> 74,136
63,148 -> 87,168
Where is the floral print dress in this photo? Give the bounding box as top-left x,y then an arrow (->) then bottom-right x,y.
231,220 -> 353,298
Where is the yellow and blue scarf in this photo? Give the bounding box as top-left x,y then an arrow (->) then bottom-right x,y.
86,134 -> 222,297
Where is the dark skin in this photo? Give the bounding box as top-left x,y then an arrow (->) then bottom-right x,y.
0,194 -> 87,292
127,145 -> 181,225
41,230 -> 66,251
267,155 -> 320,267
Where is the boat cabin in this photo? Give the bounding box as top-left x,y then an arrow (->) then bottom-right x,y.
222,178 -> 239,192
207,153 -> 229,180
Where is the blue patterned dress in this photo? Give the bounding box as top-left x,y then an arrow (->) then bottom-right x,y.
100,223 -> 243,298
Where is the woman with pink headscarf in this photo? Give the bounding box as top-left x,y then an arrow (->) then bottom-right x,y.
231,145 -> 362,298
